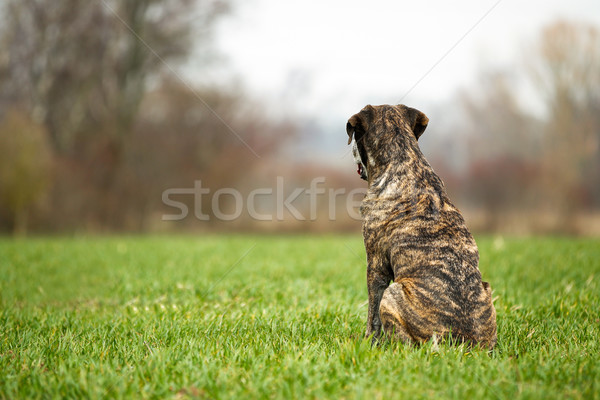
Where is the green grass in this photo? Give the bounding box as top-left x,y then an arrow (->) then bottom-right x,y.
1,235 -> 599,399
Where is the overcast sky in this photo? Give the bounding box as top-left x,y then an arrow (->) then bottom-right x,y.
185,0 -> 600,163
206,0 -> 599,114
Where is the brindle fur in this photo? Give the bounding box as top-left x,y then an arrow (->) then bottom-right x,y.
347,104 -> 497,349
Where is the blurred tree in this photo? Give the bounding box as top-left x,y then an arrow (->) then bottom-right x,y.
0,0 -> 231,231
529,21 -> 600,224
129,78 -> 296,231
459,72 -> 543,229
0,109 -> 52,235
462,71 -> 542,161
457,21 -> 600,233
0,0 -> 228,155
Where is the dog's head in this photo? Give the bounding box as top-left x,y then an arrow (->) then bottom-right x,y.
346,104 -> 429,181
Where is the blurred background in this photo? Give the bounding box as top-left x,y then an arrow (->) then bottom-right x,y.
0,0 -> 599,235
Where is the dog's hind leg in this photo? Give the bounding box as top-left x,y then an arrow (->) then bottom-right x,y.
378,282 -> 416,345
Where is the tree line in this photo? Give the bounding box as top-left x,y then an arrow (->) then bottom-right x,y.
435,21 -> 600,234
0,0 -> 295,234
0,1 -> 598,235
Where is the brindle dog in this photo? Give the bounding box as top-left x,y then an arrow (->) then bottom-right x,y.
347,104 -> 497,349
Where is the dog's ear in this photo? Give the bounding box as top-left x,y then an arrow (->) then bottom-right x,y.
405,106 -> 429,140
346,105 -> 374,144
346,114 -> 361,145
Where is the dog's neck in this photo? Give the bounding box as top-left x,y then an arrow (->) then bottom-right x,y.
366,138 -> 445,203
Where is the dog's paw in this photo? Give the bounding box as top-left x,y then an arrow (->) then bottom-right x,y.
364,326 -> 382,343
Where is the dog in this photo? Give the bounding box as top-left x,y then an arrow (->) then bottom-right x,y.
347,104 -> 497,349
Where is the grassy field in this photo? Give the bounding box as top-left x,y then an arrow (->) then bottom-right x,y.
1,235 -> 599,399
